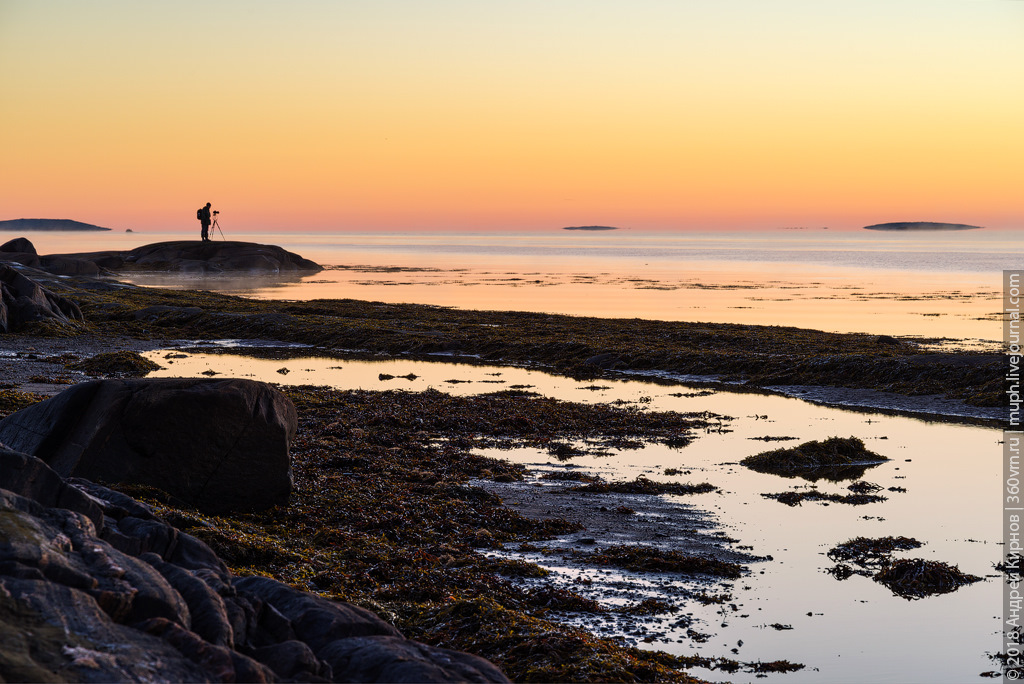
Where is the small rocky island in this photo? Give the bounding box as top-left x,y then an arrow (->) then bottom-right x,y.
563,225 -> 620,231
863,222 -> 982,231
0,218 -> 112,231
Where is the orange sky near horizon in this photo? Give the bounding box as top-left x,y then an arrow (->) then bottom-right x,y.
2,1 -> 1022,233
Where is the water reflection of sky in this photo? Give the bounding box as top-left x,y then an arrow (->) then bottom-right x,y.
144,350 -> 1001,683
26,229 -> 1008,343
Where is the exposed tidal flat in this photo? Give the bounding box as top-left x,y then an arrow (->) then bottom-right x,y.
0,251 -> 1008,682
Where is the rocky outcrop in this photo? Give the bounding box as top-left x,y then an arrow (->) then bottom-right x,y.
0,447 -> 509,682
53,240 -> 322,274
0,262 -> 84,332
0,378 -> 296,515
0,237 -> 101,276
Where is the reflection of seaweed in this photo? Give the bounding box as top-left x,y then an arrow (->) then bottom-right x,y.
742,437 -> 889,482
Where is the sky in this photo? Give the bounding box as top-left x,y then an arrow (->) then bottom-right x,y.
1,0 -> 1022,232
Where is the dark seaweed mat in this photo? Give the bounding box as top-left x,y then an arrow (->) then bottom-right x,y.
51,275 -> 1005,407
763,489 -> 887,506
584,545 -> 744,579
67,350 -> 162,376
825,537 -> 981,599
570,478 -> 718,496
742,436 -> 890,482
874,559 -> 982,599
115,385 -> 786,681
828,536 -> 923,568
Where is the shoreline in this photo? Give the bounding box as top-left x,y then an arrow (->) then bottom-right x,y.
0,261 -> 1005,680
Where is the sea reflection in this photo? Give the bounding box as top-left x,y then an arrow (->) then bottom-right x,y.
143,349 -> 1000,683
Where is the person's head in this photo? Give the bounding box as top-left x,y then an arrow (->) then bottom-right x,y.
205,202 -> 211,208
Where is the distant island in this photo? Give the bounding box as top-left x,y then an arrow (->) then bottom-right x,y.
563,225 -> 619,231
863,222 -> 982,232
0,218 -> 112,232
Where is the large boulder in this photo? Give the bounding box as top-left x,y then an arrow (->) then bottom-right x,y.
0,237 -> 37,255
0,448 -> 510,682
0,263 -> 84,332
0,378 -> 296,514
52,240 -> 322,274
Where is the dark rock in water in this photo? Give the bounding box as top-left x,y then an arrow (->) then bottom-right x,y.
0,263 -> 84,333
0,378 -> 297,514
863,221 -> 982,231
0,448 -> 510,682
0,218 -> 112,231
53,240 -> 322,274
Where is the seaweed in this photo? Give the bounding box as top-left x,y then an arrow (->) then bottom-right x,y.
741,436 -> 890,482
67,350 -> 162,377
585,545 -> 743,578
873,558 -> 982,599
827,536 -> 923,568
570,477 -> 717,496
762,490 -> 887,506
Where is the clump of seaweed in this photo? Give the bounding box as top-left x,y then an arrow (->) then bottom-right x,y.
570,476 -> 717,496
763,489 -> 887,506
828,536 -> 923,568
825,537 -> 982,599
586,545 -> 743,578
68,350 -> 162,377
0,388 -> 46,418
873,558 -> 982,599
741,436 -> 890,482
540,471 -> 603,484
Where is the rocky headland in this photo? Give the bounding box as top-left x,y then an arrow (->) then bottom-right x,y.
563,225 -> 620,231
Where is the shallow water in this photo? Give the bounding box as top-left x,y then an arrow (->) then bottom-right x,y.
22,229 -> 1018,344
143,348 -> 1001,683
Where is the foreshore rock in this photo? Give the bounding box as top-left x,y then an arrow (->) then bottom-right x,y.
0,378 -> 296,515
0,262 -> 84,332
53,240 -> 323,274
0,447 -> 510,682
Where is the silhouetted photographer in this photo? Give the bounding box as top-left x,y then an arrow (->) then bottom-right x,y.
197,203 -> 213,241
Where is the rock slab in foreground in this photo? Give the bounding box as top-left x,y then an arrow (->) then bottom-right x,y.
54,240 -> 323,274
0,378 -> 296,514
0,447 -> 510,682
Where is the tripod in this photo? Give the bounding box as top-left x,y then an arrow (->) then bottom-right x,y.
212,216 -> 225,241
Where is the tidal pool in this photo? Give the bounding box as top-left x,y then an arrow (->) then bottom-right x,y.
143,347 -> 1001,683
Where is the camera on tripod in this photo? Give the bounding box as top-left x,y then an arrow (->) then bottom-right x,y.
213,210 -> 220,216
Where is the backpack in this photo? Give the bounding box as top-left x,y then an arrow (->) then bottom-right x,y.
196,208 -> 203,221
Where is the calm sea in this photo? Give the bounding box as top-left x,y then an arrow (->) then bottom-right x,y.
23,228 -> 1024,345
